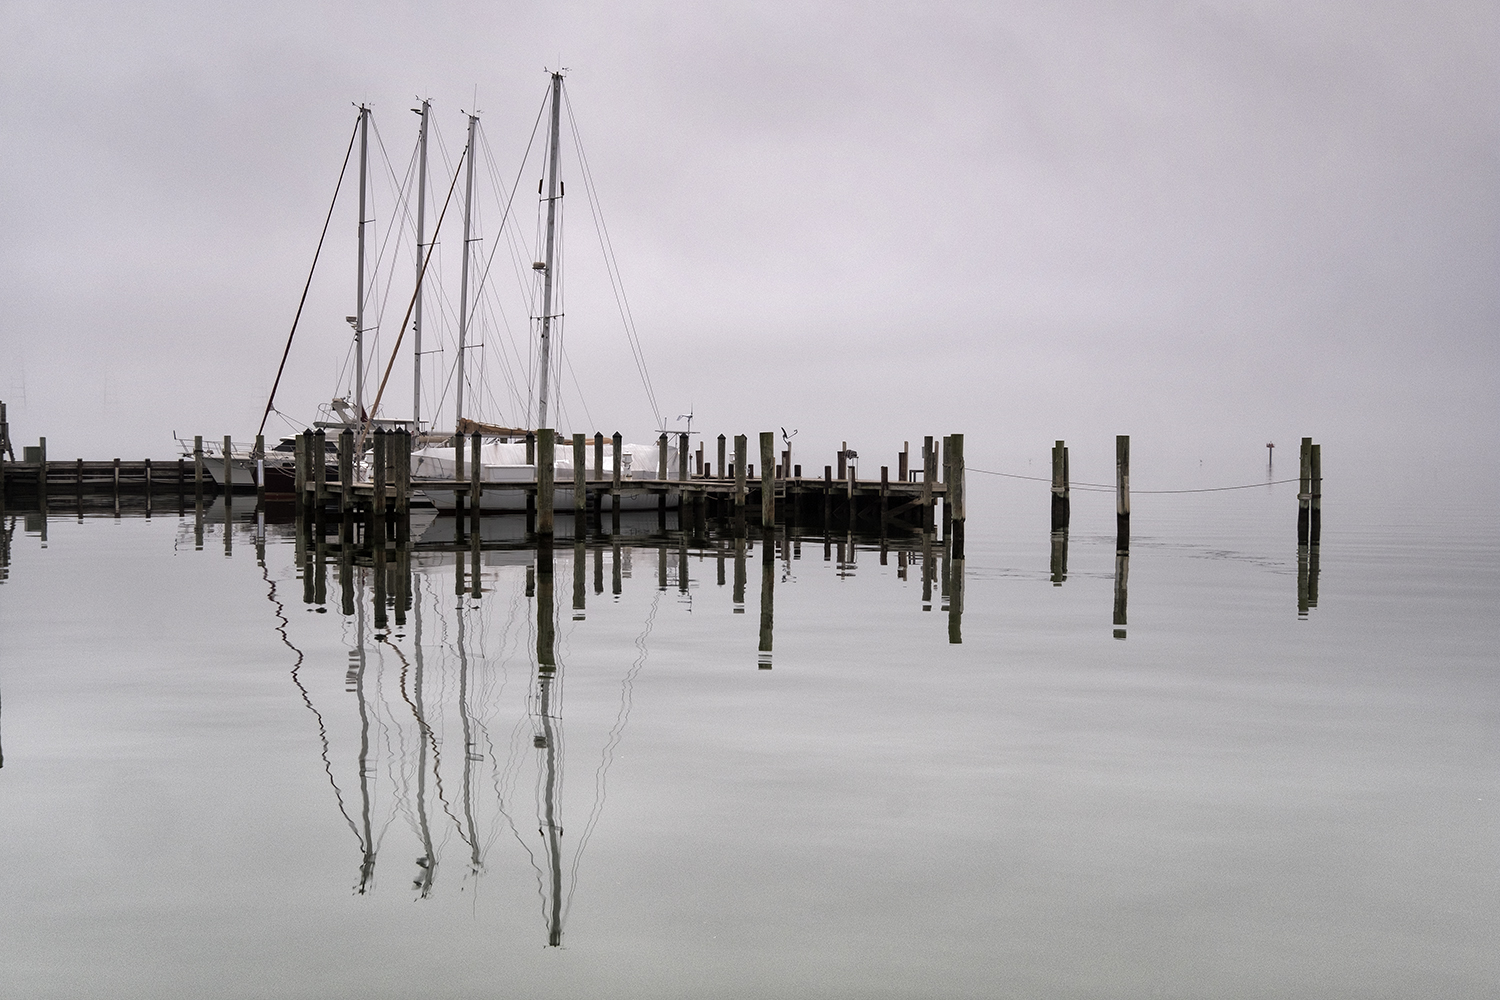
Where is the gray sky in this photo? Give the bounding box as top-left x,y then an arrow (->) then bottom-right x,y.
2,1 -> 1496,491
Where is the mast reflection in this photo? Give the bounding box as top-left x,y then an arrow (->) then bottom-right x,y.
258,511 -> 950,944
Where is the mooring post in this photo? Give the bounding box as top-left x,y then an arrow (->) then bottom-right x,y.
837,441 -> 847,482
339,429 -> 353,515
372,428 -> 387,523
611,431 -> 622,531
734,434 -> 747,513
1297,437 -> 1312,545
899,442 -> 909,483
113,457 -> 121,500
949,433 -> 965,557
526,430 -> 537,528
194,435 -> 203,502
254,433 -> 265,507
1113,551 -> 1129,640
222,436 -> 233,507
467,431 -> 481,534
537,428 -> 555,535
921,435 -> 934,531
1116,434 -> 1130,552
823,465 -> 833,525
941,435 -> 953,534
760,431 -> 775,526
717,434 -> 727,480
313,429 -> 327,508
574,432 -> 587,516
1310,442 -> 1322,544
1051,440 -> 1070,531
758,525 -> 775,668
880,465 -> 889,522
397,429 -> 411,515
292,431 -> 307,513
594,431 -> 604,483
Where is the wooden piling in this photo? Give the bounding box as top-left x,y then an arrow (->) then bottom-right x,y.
734,434 -> 747,512
37,436 -> 46,502
838,441 -> 847,481
899,442 -> 909,483
611,431 -> 622,491
194,435 -> 203,501
292,431 -> 307,511
760,432 -> 775,527
921,435 -> 934,530
396,429 -> 411,515
471,431 -> 482,533
1310,442 -> 1322,544
717,434 -> 727,481
574,432 -> 587,515
594,431 -> 604,483
339,429 -> 353,514
372,428 -> 387,519
254,433 -> 265,506
823,465 -> 833,524
880,465 -> 889,521
313,429 -> 327,505
1297,437 -> 1312,545
1115,434 -> 1130,552
113,457 -> 121,500
1050,440 -> 1070,531
941,435 -> 953,534
948,433 -> 965,557
679,432 -> 689,483
537,428 -> 555,535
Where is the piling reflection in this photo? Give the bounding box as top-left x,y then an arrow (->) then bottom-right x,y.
234,510 -> 958,947
1297,543 -> 1321,618
1113,550 -> 1129,640
1050,530 -> 1068,586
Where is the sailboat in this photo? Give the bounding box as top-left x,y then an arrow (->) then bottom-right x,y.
406,72 -> 679,512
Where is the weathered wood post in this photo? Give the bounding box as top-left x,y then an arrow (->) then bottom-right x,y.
338,429 -> 353,515
36,436 -> 47,505
1297,437 -> 1312,544
837,441 -> 847,481
734,434 -> 747,514
678,432 -> 689,483
313,429 -> 327,509
217,436 -> 230,505
113,457 -> 121,501
193,435 -> 203,502
526,430 -> 537,529
899,442 -> 909,483
1115,434 -> 1130,552
760,431 -> 775,526
537,428 -> 555,535
1050,440 -> 1070,531
573,432 -> 587,516
292,431 -> 307,514
941,435 -> 953,534
372,428 -> 387,524
144,457 -> 153,500
470,431 -> 482,534
594,431 -> 604,482
254,433 -> 265,507
948,433 -> 965,557
1310,442 -> 1322,544
717,434 -> 727,480
611,431 -> 622,531
823,465 -> 833,525
880,465 -> 889,522
657,432 -> 669,525
397,429 -> 411,515
921,435 -> 934,530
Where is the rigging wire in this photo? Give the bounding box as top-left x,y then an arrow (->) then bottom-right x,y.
257,114 -> 360,440
563,85 -> 662,428
969,466 -> 1302,494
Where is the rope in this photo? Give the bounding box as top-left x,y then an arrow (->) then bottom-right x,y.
257,115 -> 360,441
969,467 -> 1301,494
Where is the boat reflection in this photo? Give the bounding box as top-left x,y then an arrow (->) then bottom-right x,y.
257,511 -> 957,946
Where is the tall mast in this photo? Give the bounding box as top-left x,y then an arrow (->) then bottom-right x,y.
355,105 -> 370,422
412,99 -> 430,429
536,72 -> 563,430
456,112 -> 478,440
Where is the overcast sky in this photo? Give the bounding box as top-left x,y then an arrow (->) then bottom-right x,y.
2,1 -> 1495,492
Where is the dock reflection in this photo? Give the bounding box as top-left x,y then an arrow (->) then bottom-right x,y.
250,509 -> 958,946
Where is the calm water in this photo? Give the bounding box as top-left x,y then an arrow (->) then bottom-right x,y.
1,480 -> 1495,998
